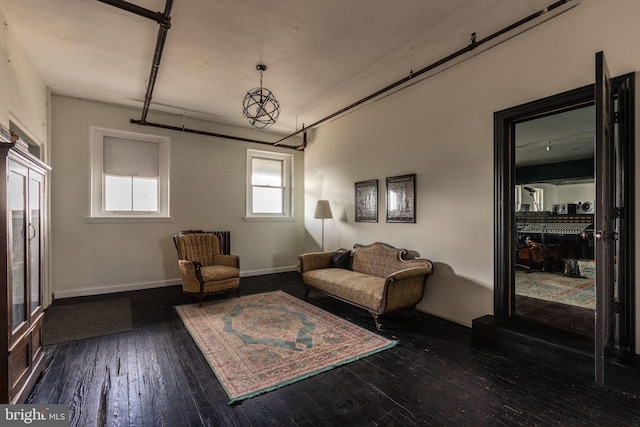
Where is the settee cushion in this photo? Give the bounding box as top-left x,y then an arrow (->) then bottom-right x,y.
330,250 -> 351,269
302,268 -> 385,310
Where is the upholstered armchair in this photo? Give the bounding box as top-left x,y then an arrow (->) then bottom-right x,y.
173,231 -> 240,305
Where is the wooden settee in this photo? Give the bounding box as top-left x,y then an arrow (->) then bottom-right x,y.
298,242 -> 434,329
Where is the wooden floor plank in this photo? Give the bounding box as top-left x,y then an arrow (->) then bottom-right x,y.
134,324 -> 187,427
68,338 -> 108,426
167,319 -> 246,427
26,272 -> 640,426
122,330 -> 143,427
26,344 -> 66,404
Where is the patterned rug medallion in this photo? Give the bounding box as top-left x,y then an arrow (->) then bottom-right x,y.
516,271 -> 595,309
175,291 -> 397,404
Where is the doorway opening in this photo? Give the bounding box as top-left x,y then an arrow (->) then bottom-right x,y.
492,70 -> 635,363
514,104 -> 596,337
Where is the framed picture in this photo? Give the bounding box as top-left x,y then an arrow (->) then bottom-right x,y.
355,179 -> 378,222
386,174 -> 416,223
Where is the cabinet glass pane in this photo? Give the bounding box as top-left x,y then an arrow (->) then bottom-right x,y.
30,176 -> 41,312
9,170 -> 26,330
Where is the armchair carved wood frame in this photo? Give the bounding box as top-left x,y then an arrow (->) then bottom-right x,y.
173,230 -> 240,306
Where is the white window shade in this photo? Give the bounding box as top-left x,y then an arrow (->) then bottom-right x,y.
103,137 -> 159,176
252,158 -> 282,186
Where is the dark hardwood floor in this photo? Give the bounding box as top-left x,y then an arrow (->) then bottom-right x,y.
28,272 -> 640,426
516,294 -> 595,337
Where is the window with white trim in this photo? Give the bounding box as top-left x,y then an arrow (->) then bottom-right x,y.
532,187 -> 544,212
90,127 -> 170,219
519,186 -> 544,212
246,149 -> 293,219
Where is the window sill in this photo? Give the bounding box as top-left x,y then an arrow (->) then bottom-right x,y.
243,216 -> 296,222
86,216 -> 173,224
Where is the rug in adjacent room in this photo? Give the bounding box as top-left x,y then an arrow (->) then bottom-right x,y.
43,297 -> 133,345
516,271 -> 595,309
175,290 -> 397,404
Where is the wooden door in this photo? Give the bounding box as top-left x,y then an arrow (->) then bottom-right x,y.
594,51 -> 616,385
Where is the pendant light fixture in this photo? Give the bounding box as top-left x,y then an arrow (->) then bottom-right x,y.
242,64 -> 280,129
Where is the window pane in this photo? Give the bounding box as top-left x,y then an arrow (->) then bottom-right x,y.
253,187 -> 283,213
133,177 -> 158,211
105,175 -> 132,211
252,158 -> 282,186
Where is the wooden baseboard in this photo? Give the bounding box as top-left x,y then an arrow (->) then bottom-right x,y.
52,266 -> 300,300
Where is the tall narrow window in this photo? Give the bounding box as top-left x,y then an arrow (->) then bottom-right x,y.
514,185 -> 522,211
90,128 -> 169,219
532,187 -> 544,211
246,149 -> 292,219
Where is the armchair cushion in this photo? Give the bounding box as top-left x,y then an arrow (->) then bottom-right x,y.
201,265 -> 240,282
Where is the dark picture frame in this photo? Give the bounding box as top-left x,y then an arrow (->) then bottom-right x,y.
355,179 -> 378,222
386,174 -> 416,223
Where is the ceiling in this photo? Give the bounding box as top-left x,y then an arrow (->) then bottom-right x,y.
0,0 -> 562,138
516,105 -> 595,168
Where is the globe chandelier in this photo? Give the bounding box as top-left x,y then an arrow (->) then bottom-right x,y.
242,64 -> 280,129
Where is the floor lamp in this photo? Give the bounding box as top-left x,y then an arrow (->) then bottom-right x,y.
314,200 -> 333,251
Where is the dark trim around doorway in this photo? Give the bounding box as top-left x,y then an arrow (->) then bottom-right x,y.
479,73 -> 636,392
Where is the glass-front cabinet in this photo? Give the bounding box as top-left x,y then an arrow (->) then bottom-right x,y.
1,129 -> 49,403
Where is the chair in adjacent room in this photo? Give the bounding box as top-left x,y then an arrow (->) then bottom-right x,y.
173,230 -> 240,305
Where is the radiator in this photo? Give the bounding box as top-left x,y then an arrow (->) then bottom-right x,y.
212,230 -> 231,255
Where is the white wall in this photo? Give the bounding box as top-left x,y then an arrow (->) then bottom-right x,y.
559,183 -> 595,206
1,18 -> 48,146
50,96 -> 305,298
303,0 -> 640,341
521,182 -> 594,210
0,7 -> 8,126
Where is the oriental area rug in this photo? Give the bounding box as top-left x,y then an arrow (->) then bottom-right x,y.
175,291 -> 397,404
515,271 -> 595,310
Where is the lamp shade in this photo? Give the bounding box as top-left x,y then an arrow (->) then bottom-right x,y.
313,200 -> 333,219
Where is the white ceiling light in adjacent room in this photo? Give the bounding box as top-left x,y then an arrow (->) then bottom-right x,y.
242,65 -> 280,129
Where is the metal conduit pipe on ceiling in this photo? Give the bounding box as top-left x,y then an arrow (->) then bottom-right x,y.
271,0 -> 578,146
103,0 -> 578,151
97,0 -> 173,124
97,0 -> 168,23
133,120 -> 303,151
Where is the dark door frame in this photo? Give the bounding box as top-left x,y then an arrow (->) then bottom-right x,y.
494,73 -> 635,352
